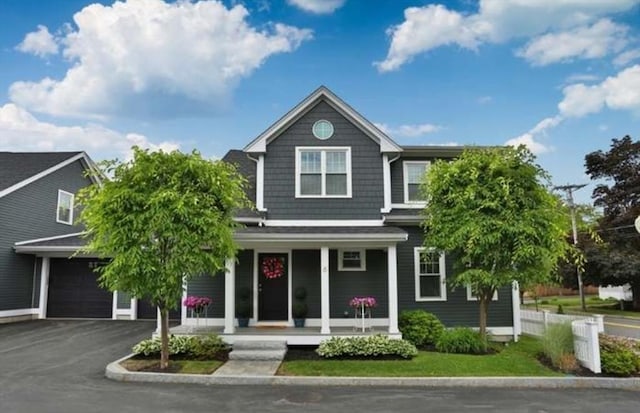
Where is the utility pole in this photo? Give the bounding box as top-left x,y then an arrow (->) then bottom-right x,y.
554,184 -> 587,311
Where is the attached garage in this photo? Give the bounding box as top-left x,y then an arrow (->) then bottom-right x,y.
46,258 -> 112,318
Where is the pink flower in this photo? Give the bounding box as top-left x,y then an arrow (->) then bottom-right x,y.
183,295 -> 212,311
349,296 -> 377,308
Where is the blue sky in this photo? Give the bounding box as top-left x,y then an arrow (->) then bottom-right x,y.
1,0 -> 640,204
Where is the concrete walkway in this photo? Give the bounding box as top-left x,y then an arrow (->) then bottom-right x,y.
213,360 -> 282,376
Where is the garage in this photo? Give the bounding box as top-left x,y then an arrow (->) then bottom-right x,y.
47,258 -> 113,318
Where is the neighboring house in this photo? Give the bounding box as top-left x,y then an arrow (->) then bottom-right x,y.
0,152 -> 97,322
14,87 -> 519,343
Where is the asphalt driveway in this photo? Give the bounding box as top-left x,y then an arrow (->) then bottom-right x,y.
0,320 -> 639,413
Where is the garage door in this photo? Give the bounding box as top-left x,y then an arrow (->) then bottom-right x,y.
47,258 -> 112,318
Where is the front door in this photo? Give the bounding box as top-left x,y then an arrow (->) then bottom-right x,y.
258,253 -> 288,321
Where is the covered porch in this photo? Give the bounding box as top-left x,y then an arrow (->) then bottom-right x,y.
180,225 -> 408,342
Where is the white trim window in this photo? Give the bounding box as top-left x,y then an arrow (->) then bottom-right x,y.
466,285 -> 498,301
56,190 -> 74,225
338,249 -> 366,271
414,247 -> 446,301
295,147 -> 352,198
403,161 -> 430,204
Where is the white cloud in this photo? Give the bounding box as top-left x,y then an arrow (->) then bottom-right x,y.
9,0 -> 312,119
559,65 -> 640,117
517,19 -> 628,66
376,0 -> 640,72
564,73 -> 600,84
287,0 -> 345,14
15,25 -> 59,58
375,122 -> 442,138
505,133 -> 550,155
614,48 -> 640,66
0,103 -> 178,160
505,116 -> 561,155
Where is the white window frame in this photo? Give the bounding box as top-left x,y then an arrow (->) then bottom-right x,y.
56,190 -> 74,225
295,146 -> 352,198
466,285 -> 498,301
338,249 -> 366,271
403,161 -> 430,204
414,247 -> 446,302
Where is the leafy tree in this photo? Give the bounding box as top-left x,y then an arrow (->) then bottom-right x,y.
421,146 -> 572,338
78,147 -> 249,369
585,136 -> 640,309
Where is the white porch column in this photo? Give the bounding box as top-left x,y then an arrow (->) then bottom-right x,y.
112,291 -> 118,320
130,298 -> 137,320
320,247 -> 330,334
156,307 -> 161,332
224,258 -> 236,334
387,245 -> 399,334
38,257 -> 50,319
181,277 -> 188,326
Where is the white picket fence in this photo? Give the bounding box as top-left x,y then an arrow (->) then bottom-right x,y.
520,309 -> 603,373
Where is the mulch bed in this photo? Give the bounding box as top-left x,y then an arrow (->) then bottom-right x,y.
130,350 -> 230,362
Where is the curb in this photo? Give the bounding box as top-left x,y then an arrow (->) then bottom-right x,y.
106,356 -> 640,390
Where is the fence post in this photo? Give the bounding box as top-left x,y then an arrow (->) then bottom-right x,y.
512,281 -> 521,342
542,310 -> 550,331
586,320 -> 601,373
593,314 -> 604,333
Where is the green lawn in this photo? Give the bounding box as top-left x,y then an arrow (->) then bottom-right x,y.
524,295 -> 640,318
121,359 -> 223,374
278,336 -> 561,377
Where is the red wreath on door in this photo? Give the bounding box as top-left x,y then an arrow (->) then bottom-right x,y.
262,257 -> 284,279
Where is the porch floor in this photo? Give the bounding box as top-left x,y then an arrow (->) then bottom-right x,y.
168,325 -> 400,345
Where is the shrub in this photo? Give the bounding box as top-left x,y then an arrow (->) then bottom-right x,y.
556,304 -> 564,314
132,334 -> 229,359
599,334 -> 640,376
435,327 -> 487,354
398,310 -> 445,347
316,335 -> 418,359
542,322 -> 574,370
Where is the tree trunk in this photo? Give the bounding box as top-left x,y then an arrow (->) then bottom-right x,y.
632,282 -> 640,311
160,306 -> 169,370
478,296 -> 488,339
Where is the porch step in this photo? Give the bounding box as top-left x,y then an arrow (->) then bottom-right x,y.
232,340 -> 287,351
229,340 -> 288,361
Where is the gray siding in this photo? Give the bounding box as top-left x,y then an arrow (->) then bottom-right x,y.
397,226 -> 513,327
263,100 -> 384,219
0,160 -> 91,311
186,249 -> 254,318
291,249 -> 388,319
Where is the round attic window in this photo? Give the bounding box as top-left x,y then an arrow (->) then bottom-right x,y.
312,120 -> 334,140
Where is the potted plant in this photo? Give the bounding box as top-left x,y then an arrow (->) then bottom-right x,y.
292,286 -> 308,328
236,286 -> 251,327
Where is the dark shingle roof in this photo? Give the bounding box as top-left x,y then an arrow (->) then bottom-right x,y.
236,226 -> 407,235
0,152 -> 82,192
222,149 -> 261,218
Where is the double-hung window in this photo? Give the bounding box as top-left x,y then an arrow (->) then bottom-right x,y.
338,249 -> 366,271
296,147 -> 351,197
414,247 -> 446,301
466,285 -> 498,301
57,190 -> 74,225
403,161 -> 430,203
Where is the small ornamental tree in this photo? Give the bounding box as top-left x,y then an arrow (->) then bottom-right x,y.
78,147 -> 248,369
421,146 -> 571,338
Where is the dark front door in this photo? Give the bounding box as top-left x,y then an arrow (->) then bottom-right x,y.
258,253 -> 288,321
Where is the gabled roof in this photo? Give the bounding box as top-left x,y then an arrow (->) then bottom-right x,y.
0,151 -> 99,199
243,86 -> 403,153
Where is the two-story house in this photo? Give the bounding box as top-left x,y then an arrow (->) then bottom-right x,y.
183,86 -> 520,342
0,152 -> 98,322
13,87 -> 519,342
